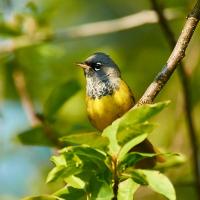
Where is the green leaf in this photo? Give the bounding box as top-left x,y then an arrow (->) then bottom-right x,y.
46,164 -> 82,183
60,132 -> 109,151
118,152 -> 157,170
94,181 -> 114,200
119,101 -> 170,126
70,146 -> 108,173
51,155 -> 67,166
58,146 -> 109,178
117,122 -> 155,145
155,153 -> 186,170
62,146 -> 106,161
118,178 -> 139,200
64,175 -> 85,189
88,177 -> 114,200
46,166 -> 66,183
54,186 -> 86,200
22,195 -> 61,200
17,126 -> 55,146
47,151 -> 83,183
127,170 -> 148,185
102,119 -> 121,156
118,133 -> 148,161
134,170 -> 176,200
102,102 -> 169,156
44,80 -> 80,117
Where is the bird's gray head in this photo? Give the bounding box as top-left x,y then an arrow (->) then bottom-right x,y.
77,52 -> 121,79
77,52 -> 121,99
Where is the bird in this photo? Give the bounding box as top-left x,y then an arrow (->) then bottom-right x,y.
77,52 -> 161,168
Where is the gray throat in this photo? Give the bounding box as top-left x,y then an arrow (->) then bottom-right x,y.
86,76 -> 120,99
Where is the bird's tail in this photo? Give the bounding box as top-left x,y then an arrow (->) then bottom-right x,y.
131,139 -> 165,169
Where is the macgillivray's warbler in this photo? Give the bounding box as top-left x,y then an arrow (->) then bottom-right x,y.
77,52 -> 163,168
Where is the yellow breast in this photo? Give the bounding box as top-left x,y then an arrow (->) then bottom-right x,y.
86,80 -> 135,131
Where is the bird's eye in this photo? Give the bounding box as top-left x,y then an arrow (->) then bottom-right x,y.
93,62 -> 102,71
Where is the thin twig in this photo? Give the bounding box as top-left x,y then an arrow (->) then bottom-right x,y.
56,8 -> 179,38
112,156 -> 119,200
12,69 -> 41,127
138,1 -> 200,105
0,9 -> 181,55
11,58 -> 61,147
149,0 -> 200,198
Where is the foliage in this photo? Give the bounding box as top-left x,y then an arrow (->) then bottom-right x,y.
23,101 -> 178,200
17,80 -> 81,146
1,1 -> 199,200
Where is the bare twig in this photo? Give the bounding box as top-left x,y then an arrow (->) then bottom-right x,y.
138,1 -> 200,105
149,0 -> 200,198
12,69 -> 41,126
0,9 -> 180,55
112,156 -> 119,200
11,59 -> 61,147
56,8 -> 179,38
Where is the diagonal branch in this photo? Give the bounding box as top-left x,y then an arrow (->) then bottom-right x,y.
138,1 -> 200,105
13,69 -> 41,127
11,58 -> 62,147
149,0 -> 200,199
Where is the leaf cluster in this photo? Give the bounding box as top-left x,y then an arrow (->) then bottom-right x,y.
23,101 -> 178,200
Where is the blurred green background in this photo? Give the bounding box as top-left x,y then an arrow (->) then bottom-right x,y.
0,0 -> 200,199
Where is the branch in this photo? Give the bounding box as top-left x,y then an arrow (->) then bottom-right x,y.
149,0 -> 200,198
12,69 -> 41,127
12,59 -> 61,147
138,1 -> 200,105
55,8 -> 179,38
0,9 -> 180,55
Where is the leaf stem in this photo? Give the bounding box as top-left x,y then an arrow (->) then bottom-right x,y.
112,156 -> 119,200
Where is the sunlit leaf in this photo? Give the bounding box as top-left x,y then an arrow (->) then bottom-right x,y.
134,170 -> 176,200
155,153 -> 186,170
46,166 -> 66,183
94,181 -> 114,200
64,175 -> 85,189
88,177 -> 114,200
102,119 -> 121,156
56,146 -> 109,179
118,133 -> 148,161
126,170 -> 148,185
118,152 -> 157,170
119,101 -> 170,126
44,80 -> 80,118
117,122 -> 155,145
22,195 -> 61,200
62,146 -> 106,161
51,155 -> 67,166
102,102 -> 169,156
46,163 -> 82,183
60,132 -> 109,151
118,178 -> 139,200
47,152 -> 83,183
54,186 -> 86,200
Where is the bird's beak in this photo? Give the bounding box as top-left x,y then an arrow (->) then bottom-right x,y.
76,62 -> 90,69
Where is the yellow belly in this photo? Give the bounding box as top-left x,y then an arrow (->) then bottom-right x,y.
86,80 -> 135,131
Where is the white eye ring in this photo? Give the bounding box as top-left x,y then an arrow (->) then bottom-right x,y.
96,62 -> 102,66
94,62 -> 102,71
94,67 -> 101,71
